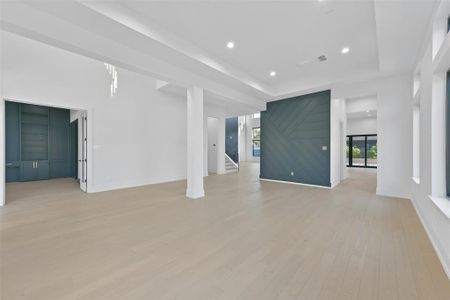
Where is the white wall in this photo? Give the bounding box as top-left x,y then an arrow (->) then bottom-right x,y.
409,4 -> 450,278
330,98 -> 347,187
2,31 -> 188,194
346,96 -> 377,113
333,73 -> 413,199
347,117 -> 377,135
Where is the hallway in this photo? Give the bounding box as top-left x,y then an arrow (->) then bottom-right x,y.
1,164 -> 449,299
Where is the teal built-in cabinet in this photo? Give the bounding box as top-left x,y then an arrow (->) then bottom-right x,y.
5,101 -> 73,182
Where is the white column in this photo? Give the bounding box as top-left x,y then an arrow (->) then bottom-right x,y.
217,115 -> 226,175
186,86 -> 205,199
0,98 -> 4,207
0,13 -> 5,206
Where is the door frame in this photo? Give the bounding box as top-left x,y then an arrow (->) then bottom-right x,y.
69,119 -> 78,180
1,97 -> 92,206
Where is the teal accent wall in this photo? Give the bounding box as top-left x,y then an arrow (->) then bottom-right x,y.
260,90 -> 331,187
225,117 -> 239,163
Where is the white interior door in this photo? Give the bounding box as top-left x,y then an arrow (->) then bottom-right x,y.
207,117 -> 219,173
80,112 -> 87,192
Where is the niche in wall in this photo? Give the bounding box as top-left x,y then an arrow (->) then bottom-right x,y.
260,90 -> 331,187
5,101 -> 75,182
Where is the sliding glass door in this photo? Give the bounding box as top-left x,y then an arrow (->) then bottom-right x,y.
347,134 -> 377,168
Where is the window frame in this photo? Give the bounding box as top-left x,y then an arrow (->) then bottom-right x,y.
347,134 -> 377,169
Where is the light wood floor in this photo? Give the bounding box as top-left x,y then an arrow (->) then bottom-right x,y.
1,163 -> 449,299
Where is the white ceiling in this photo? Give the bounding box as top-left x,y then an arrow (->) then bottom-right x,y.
118,0 -> 436,96
1,0 -> 438,110
121,0 -> 379,90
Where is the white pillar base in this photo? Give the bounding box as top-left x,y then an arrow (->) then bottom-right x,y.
186,189 -> 205,199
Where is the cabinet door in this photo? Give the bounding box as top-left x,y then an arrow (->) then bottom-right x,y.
21,161 -> 37,182
36,161 -> 50,180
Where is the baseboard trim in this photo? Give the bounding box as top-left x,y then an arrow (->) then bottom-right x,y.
186,189 -> 205,199
89,176 -> 187,193
376,187 -> 410,199
330,179 -> 340,188
410,196 -> 450,280
259,178 -> 331,189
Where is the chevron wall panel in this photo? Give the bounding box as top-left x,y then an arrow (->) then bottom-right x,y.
260,90 -> 331,187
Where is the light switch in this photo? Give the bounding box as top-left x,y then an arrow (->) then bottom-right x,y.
322,146 -> 327,151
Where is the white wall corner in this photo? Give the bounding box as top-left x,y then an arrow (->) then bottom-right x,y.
330,179 -> 340,188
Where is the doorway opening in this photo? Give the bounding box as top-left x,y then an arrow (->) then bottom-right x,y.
344,95 -> 378,192
4,100 -> 88,205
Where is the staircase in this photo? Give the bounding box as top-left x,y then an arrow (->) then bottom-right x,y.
225,154 -> 238,173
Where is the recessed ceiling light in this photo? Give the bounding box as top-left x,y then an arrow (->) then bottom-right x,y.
341,47 -> 350,54
270,71 -> 277,77
226,41 -> 235,49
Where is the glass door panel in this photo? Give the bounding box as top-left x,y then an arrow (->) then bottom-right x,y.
352,136 -> 366,167
366,136 -> 377,167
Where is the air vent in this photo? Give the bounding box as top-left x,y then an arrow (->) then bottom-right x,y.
317,55 -> 327,62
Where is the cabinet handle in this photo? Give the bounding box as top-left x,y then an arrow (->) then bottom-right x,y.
36,161 -> 38,168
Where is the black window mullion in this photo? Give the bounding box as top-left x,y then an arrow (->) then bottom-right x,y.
349,136 -> 353,167
364,135 -> 368,167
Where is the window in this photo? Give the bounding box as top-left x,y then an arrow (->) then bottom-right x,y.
253,112 -> 260,119
252,127 -> 260,157
347,134 -> 377,168
346,136 -> 350,166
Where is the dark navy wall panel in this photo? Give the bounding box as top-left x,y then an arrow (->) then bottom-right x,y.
225,117 -> 239,163
260,90 -> 331,187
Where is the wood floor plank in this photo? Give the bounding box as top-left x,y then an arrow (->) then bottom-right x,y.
0,164 -> 449,299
